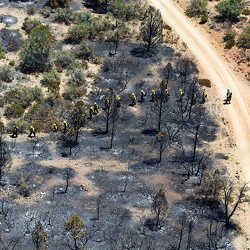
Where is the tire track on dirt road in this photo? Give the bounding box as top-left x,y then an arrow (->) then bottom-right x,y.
148,0 -> 250,247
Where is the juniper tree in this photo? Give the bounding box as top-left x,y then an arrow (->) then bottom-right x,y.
140,6 -> 163,52
20,24 -> 54,73
64,216 -> 87,250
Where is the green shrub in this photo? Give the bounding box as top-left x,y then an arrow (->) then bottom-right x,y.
225,38 -> 235,49
67,14 -> 112,43
6,86 -> 42,108
108,0 -> 127,20
68,67 -> 86,87
49,0 -> 71,8
9,60 -> 15,67
224,28 -> 236,41
76,11 -> 92,24
4,104 -> 25,119
20,24 -> 54,73
0,44 -> 5,60
200,11 -> 208,23
216,0 -> 245,21
41,70 -> 61,92
62,86 -> 87,101
40,7 -> 51,18
242,8 -> 250,16
186,0 -> 208,17
22,17 -> 41,34
74,40 -> 94,60
54,50 -> 75,69
0,65 -> 13,82
27,7 -> 35,15
237,25 -> 250,49
54,8 -> 76,25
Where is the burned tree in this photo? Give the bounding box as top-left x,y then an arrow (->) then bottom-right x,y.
63,168 -> 74,194
140,6 -> 163,52
151,187 -> 168,230
107,29 -> 121,56
151,79 -> 170,132
154,125 -> 181,163
109,97 -> 120,149
0,134 -> 11,181
221,180 -> 248,227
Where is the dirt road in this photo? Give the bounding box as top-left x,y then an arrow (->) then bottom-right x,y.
148,0 -> 250,247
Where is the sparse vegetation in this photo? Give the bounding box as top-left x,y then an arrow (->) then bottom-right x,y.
186,0 -> 208,17
237,25 -> 250,49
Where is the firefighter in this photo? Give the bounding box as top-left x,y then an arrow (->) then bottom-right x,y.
165,88 -> 169,96
226,89 -> 232,104
89,106 -> 94,120
116,95 -> 121,107
52,123 -> 58,132
201,90 -> 207,104
140,89 -> 146,102
29,125 -> 36,137
11,124 -> 18,138
151,89 -> 156,102
131,92 -> 136,106
63,120 -> 68,134
93,102 -> 99,114
179,88 -> 184,97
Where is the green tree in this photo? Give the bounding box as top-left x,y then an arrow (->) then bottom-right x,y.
20,24 -> 54,73
32,221 -> 48,250
70,101 -> 88,143
108,0 -> 127,20
140,6 -> 163,52
64,216 -> 87,250
216,0 -> 246,21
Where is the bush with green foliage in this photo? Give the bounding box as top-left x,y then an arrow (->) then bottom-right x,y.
237,25 -> 250,49
20,24 -> 54,73
4,104 -> 25,119
215,0 -> 246,21
6,119 -> 28,134
0,65 -> 13,82
225,39 -> 235,49
0,44 -> 5,59
186,0 -> 208,17
40,7 -> 51,18
67,14 -> 112,43
54,8 -> 76,25
68,67 -> 86,87
224,27 -> 236,42
242,8 -> 250,16
22,17 -> 41,34
49,0 -> 71,8
54,50 -> 75,69
74,40 -> 94,60
9,60 -> 15,67
107,0 -> 145,21
27,7 -> 35,15
200,11 -> 208,23
41,70 -> 61,92
62,86 -> 87,101
5,86 -> 43,109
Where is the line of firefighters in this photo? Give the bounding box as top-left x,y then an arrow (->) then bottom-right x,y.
11,88 -> 232,138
